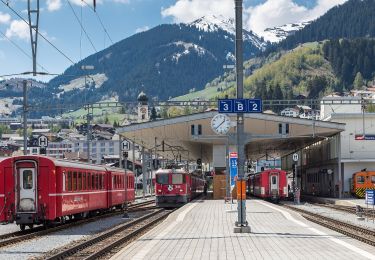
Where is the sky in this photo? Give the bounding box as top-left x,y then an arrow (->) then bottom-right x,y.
0,0 -> 348,82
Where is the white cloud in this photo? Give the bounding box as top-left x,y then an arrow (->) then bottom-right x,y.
162,0 -> 348,34
0,12 -> 11,24
47,0 -> 62,12
245,0 -> 348,35
161,0 -> 234,23
5,20 -> 29,40
135,26 -> 150,33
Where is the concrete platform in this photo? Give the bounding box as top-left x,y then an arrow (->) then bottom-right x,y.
111,199 -> 375,260
302,195 -> 368,207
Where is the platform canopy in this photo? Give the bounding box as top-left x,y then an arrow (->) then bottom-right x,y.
117,111 -> 345,162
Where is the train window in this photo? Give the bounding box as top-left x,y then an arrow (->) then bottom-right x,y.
22,170 -> 33,189
73,172 -> 77,191
92,174 -> 96,190
78,173 -> 82,190
272,176 -> 277,185
100,175 -> 103,189
371,176 -> 375,183
357,176 -> 365,184
67,172 -> 72,191
172,174 -> 183,184
83,173 -> 86,190
87,173 -> 91,190
156,174 -> 169,184
96,174 -> 99,190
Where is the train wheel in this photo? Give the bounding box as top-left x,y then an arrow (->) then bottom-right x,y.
28,224 -> 34,229
20,224 -> 26,231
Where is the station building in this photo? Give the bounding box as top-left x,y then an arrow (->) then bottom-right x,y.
294,96 -> 375,197
118,108 -> 346,197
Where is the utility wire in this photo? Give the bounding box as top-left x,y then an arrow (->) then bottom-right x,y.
81,0 -> 114,45
66,0 -> 98,52
0,30 -> 50,73
1,0 -> 76,65
66,0 -> 97,53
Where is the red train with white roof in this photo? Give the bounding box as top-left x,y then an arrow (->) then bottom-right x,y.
155,168 -> 205,207
0,155 -> 135,230
248,169 -> 288,202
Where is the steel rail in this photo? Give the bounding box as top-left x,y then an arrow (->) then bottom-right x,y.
0,199 -> 155,248
45,208 -> 171,260
283,204 -> 375,247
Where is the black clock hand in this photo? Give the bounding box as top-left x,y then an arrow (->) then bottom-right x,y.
216,119 -> 226,129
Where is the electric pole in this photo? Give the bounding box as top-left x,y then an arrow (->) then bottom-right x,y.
27,0 -> 39,76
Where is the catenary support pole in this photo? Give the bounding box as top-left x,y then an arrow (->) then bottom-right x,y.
142,146 -> 146,198
234,0 -> 250,233
23,80 -> 28,155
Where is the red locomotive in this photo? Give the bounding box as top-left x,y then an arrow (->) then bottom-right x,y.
0,155 -> 135,230
155,168 -> 205,207
248,169 -> 288,202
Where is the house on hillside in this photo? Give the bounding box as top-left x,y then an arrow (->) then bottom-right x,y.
281,108 -> 299,117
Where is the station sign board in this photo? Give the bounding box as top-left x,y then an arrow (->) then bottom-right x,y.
38,135 -> 48,148
218,99 -> 262,113
355,135 -> 375,141
365,190 -> 375,205
121,140 -> 130,151
229,152 -> 238,187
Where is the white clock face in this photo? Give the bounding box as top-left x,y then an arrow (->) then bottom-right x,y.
211,114 -> 231,135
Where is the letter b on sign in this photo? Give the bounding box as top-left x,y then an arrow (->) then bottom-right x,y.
234,99 -> 247,113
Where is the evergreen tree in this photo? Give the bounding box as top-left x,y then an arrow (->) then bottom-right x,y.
353,72 -> 364,90
150,107 -> 157,121
272,84 -> 283,100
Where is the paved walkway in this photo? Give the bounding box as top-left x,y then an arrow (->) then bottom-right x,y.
111,199 -> 375,260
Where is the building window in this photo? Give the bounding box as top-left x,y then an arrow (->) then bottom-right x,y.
109,142 -> 114,147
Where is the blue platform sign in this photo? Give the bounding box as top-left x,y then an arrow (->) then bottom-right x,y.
248,99 -> 262,113
218,99 -> 262,113
365,190 -> 375,205
229,152 -> 238,187
218,99 -> 233,113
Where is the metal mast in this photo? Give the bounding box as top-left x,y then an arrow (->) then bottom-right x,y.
234,0 -> 250,233
27,0 -> 40,76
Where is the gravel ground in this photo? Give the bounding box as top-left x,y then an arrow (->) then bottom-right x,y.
0,197 -> 153,237
0,210 -> 153,260
283,201 -> 375,231
0,223 -> 21,235
0,197 -> 154,260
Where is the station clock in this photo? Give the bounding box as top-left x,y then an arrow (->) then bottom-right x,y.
211,114 -> 231,135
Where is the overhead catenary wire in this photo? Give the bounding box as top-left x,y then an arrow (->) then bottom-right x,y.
0,0 -> 76,65
81,0 -> 114,45
0,30 -> 49,73
66,0 -> 97,53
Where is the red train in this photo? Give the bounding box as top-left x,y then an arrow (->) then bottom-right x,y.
155,168 -> 205,207
248,169 -> 288,202
0,155 -> 135,230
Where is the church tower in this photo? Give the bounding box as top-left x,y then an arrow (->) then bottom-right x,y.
137,91 -> 149,122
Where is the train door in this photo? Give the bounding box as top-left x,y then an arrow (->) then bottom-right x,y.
17,168 -> 37,213
270,173 -> 279,197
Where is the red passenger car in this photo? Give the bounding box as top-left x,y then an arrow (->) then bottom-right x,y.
248,169 -> 288,202
155,168 -> 205,207
0,155 -> 135,230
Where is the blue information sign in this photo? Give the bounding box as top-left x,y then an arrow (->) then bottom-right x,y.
234,99 -> 247,113
229,152 -> 238,187
248,99 -> 262,113
218,100 -> 234,113
218,99 -> 262,113
366,190 -> 375,205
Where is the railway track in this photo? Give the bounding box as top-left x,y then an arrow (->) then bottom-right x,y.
45,208 -> 172,260
309,203 -> 375,218
283,204 -> 375,247
0,200 -> 155,249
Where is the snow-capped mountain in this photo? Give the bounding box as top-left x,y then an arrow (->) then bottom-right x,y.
37,18 -> 265,112
189,15 -> 267,50
262,22 -> 311,43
